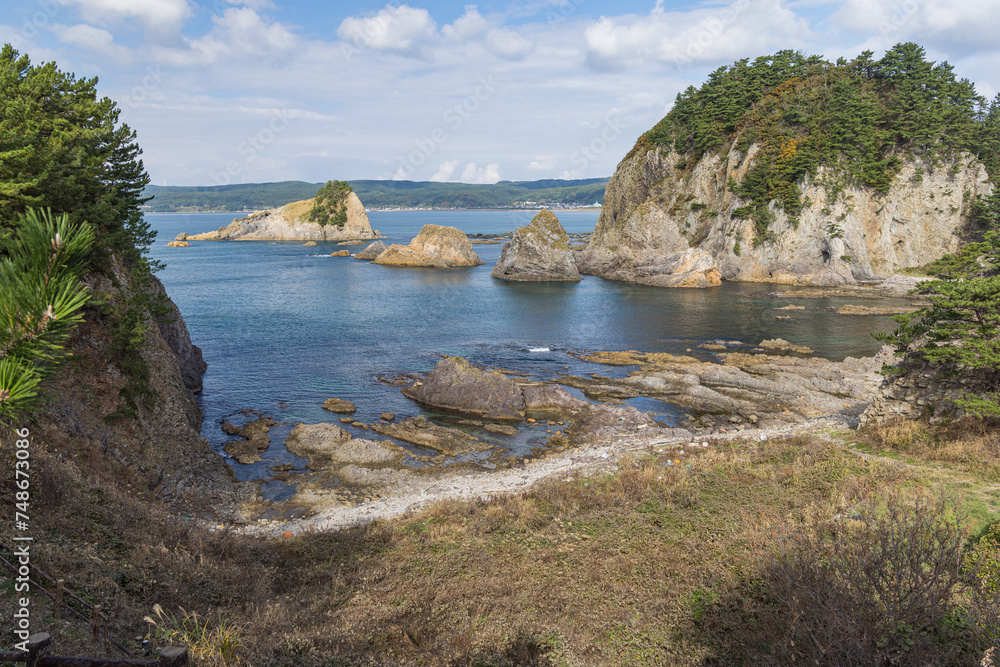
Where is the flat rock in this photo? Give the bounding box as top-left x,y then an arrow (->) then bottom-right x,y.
284,422 -> 352,461
330,249 -> 351,257
370,416 -> 485,456
322,398 -> 357,414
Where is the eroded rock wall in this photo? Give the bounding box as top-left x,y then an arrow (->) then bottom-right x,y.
581,146 -> 992,287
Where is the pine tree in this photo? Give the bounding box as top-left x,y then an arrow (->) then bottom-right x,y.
0,209 -> 94,420
0,45 -> 153,269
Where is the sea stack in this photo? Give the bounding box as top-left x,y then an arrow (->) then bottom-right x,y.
491,209 -> 582,282
372,224 -> 483,268
186,190 -> 381,242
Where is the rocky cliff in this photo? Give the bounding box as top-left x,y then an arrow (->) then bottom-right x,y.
187,191 -> 381,241
580,146 -> 992,287
31,258 -> 255,518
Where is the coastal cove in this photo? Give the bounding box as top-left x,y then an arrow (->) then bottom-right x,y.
149,209 -> 915,484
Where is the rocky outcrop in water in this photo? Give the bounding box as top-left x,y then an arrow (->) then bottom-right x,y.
187,191 -> 381,241
402,356 -> 525,420
491,209 -> 581,282
568,343 -> 896,429
354,240 -> 388,260
373,224 -> 483,268
581,146 -> 992,287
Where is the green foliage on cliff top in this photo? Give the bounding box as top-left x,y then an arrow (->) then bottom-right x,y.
308,180 -> 352,226
637,43 -> 999,244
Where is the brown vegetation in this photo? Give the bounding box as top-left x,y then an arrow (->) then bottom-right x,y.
2,421 -> 999,665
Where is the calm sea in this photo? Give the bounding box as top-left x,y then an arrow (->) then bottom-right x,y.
148,210 -> 910,481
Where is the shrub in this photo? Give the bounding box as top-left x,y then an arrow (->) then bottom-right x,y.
701,491 -> 981,665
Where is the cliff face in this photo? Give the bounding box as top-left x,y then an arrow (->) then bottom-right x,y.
580,146 -> 992,286
32,258 -> 255,518
188,191 -> 381,241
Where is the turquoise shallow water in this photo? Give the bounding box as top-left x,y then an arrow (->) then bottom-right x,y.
148,209 -> 911,478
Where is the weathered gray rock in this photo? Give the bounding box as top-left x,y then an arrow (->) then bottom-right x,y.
373,225 -> 483,268
578,201 -> 721,287
491,209 -> 581,281
287,427 -> 406,470
284,422 -> 352,460
582,145 -> 992,287
402,357 -> 525,420
571,345 -> 896,426
187,192 -> 381,241
354,240 -> 388,260
861,358 -> 993,425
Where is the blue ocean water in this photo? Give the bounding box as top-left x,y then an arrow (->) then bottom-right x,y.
148,209 -> 910,478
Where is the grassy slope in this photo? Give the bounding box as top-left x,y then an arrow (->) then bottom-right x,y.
2,419 -> 998,666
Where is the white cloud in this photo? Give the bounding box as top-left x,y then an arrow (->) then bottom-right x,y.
337,5 -> 437,57
484,28 -> 534,60
460,162 -> 501,184
583,0 -> 811,71
50,22 -> 129,58
153,8 -> 297,66
431,159 -> 460,181
832,0 -> 1000,55
442,6 -> 489,41
59,0 -> 191,36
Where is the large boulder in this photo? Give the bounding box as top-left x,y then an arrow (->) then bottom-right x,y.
373,224 -> 483,268
402,357 -> 525,420
491,209 -> 582,281
186,191 -> 381,241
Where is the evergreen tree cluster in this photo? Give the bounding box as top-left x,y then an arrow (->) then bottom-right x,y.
308,180 -> 353,227
0,45 -> 160,421
639,43 -> 1000,245
0,45 -> 154,269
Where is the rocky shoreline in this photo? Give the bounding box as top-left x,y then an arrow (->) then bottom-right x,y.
211,336 -> 903,533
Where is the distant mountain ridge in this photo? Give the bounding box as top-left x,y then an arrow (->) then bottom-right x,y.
144,178 -> 608,212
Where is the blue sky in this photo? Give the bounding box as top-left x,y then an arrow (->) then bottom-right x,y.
3,0 -> 999,187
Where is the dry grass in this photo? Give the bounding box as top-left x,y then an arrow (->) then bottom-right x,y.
4,424 -> 998,666
860,417 -> 1000,481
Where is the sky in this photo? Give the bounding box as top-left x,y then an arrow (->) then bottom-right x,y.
3,0 -> 999,187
